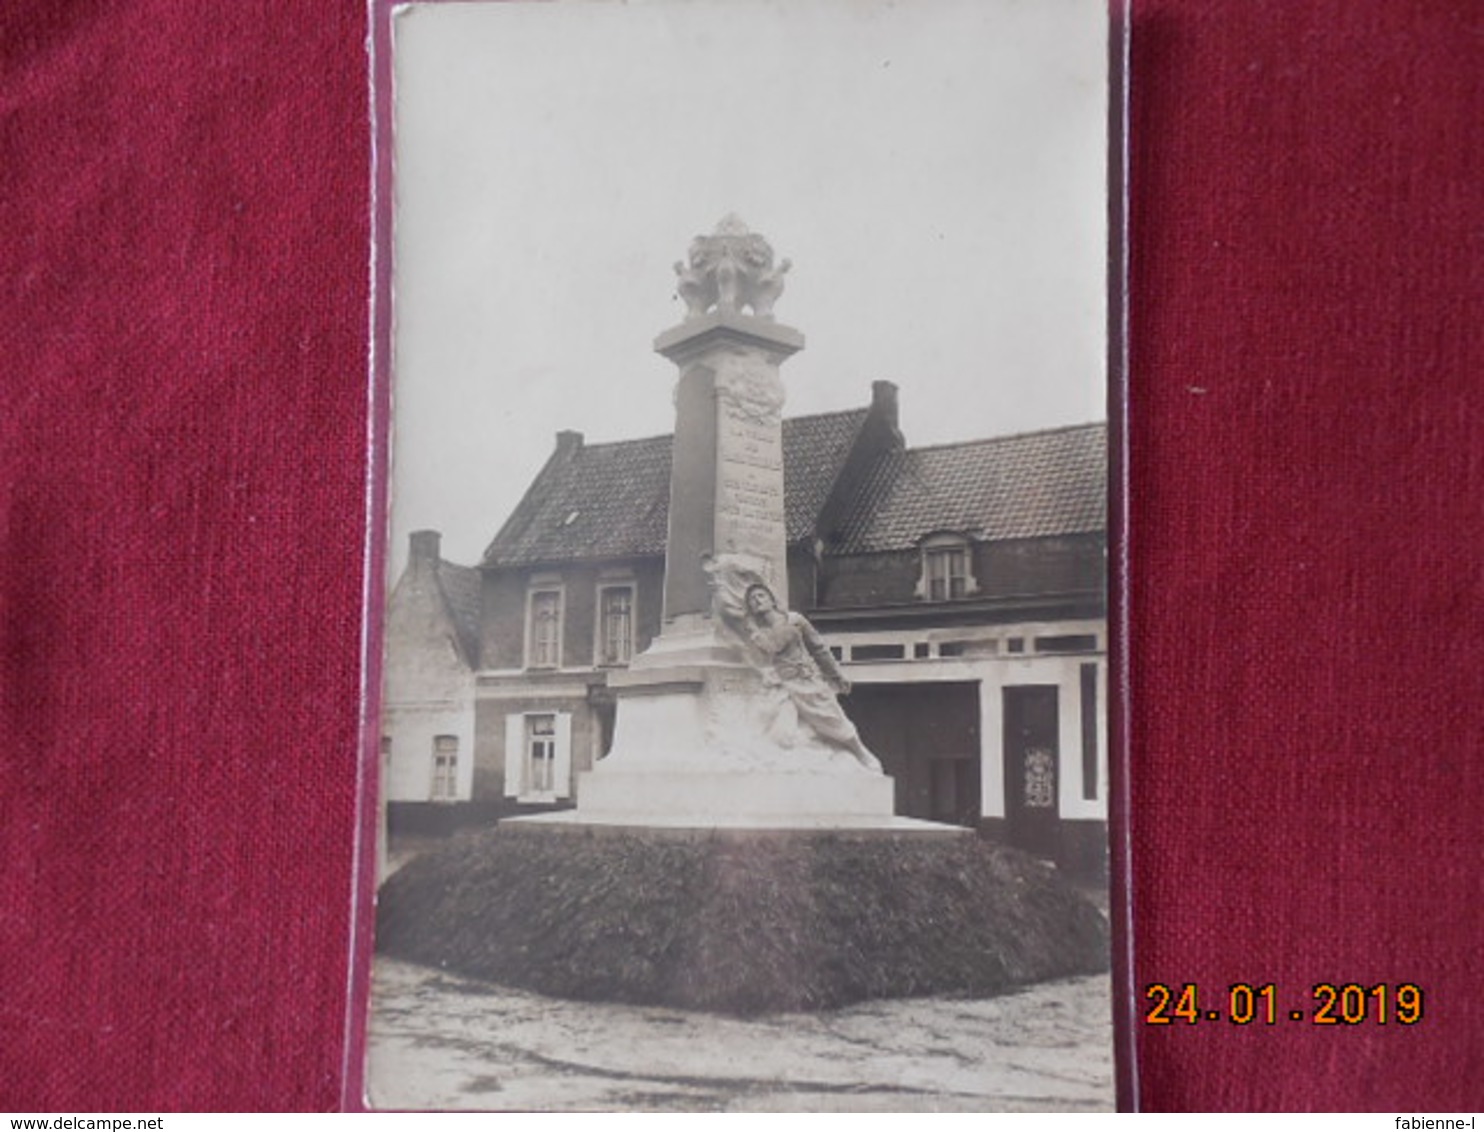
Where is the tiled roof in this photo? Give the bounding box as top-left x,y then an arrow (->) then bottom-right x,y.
828,422 -> 1107,554
485,434 -> 674,566
783,409 -> 871,538
437,560 -> 483,667
483,408 -> 871,566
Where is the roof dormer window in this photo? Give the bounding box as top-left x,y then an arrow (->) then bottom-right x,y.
915,533 -> 979,602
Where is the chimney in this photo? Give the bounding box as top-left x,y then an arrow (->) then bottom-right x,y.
555,430 -> 584,459
409,529 -> 441,575
871,380 -> 900,435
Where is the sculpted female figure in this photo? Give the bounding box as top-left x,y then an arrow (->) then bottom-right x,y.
706,555 -> 883,772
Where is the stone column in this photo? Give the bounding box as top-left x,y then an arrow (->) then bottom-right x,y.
654,312 -> 802,622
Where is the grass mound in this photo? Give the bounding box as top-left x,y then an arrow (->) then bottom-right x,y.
376,826 -> 1108,1014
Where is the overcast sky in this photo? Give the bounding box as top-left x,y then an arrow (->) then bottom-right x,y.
385,0 -> 1108,578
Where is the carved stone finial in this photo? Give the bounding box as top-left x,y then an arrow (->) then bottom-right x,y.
714,212 -> 751,237
673,215 -> 792,321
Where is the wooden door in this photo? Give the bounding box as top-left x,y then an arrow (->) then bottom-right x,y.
1003,685 -> 1060,858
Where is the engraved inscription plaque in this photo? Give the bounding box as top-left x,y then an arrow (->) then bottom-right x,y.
714,356 -> 787,583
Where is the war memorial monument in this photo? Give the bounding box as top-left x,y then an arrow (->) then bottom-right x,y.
523,215 -> 911,830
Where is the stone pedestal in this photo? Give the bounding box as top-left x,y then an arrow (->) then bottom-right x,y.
577,633 -> 896,823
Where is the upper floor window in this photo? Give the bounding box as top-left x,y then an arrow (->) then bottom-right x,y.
431,734 -> 459,801
527,588 -> 562,668
917,534 -> 979,602
597,584 -> 635,666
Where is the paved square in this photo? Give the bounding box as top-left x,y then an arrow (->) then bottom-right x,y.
367,959 -> 1113,1112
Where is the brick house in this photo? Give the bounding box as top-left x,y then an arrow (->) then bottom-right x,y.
380,529 -> 482,834
435,380 -> 1109,873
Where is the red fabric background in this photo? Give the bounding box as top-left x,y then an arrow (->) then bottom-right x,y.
2,0 -> 1479,1112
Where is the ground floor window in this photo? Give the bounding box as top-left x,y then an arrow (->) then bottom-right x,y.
526,715 -> 556,793
431,734 -> 459,801
503,710 -> 573,802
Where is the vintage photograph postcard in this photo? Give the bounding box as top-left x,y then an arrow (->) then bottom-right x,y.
361,0 -> 1122,1112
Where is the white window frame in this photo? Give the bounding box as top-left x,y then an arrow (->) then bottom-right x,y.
915,533 -> 979,602
594,581 -> 637,667
503,711 -> 573,803
430,734 -> 459,802
525,584 -> 564,669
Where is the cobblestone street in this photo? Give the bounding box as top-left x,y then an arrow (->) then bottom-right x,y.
366,958 -> 1113,1112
